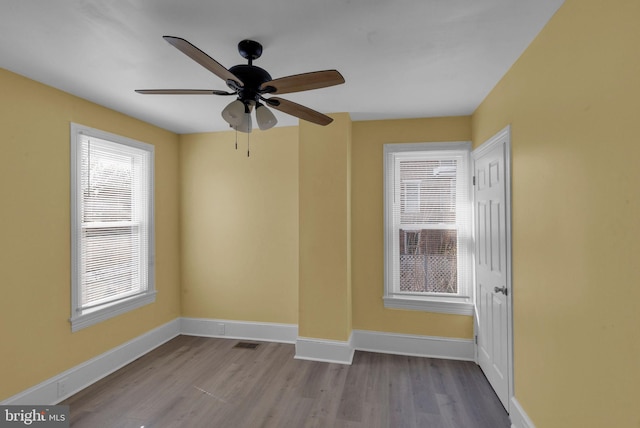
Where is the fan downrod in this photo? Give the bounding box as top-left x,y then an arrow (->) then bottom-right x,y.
238,40 -> 263,63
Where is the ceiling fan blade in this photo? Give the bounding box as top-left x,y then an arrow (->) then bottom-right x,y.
266,97 -> 333,126
135,89 -> 235,95
260,70 -> 344,95
163,36 -> 243,87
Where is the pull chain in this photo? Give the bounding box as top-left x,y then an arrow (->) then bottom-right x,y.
232,127 -> 251,157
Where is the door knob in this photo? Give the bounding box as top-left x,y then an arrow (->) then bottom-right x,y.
494,286 -> 508,295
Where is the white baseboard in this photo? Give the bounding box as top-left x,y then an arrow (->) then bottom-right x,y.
295,335 -> 355,365
352,329 -> 475,361
510,397 -> 536,428
2,318 -> 477,405
294,330 -> 473,365
1,319 -> 180,405
180,317 -> 298,344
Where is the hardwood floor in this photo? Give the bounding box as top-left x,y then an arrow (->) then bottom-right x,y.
63,335 -> 510,428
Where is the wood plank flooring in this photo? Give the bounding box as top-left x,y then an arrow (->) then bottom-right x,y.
62,335 -> 510,428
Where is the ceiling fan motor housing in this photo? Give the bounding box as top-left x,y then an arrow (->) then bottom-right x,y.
227,64 -> 272,104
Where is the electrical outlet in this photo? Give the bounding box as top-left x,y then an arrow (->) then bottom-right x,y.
57,378 -> 69,398
217,323 -> 225,335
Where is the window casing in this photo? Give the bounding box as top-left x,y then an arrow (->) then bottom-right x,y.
384,142 -> 473,315
70,123 -> 155,331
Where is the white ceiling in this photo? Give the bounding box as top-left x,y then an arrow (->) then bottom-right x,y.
0,0 -> 564,134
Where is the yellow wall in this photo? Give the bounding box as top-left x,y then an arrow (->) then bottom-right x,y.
298,113 -> 352,340
180,114 -> 475,342
14,2 -> 636,415
351,117 -> 474,338
471,0 -> 640,426
179,128 -> 299,324
0,68 -> 474,401
0,68 -> 181,400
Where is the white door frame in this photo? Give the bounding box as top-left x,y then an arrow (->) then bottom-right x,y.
472,125 -> 514,413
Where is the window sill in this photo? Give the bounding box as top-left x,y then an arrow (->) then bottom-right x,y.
383,295 -> 473,315
70,291 -> 157,332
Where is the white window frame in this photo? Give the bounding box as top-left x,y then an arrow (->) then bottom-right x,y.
70,123 -> 155,332
383,141 -> 473,315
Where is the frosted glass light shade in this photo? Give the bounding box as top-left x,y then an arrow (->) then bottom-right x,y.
221,100 -> 245,126
235,112 -> 252,133
255,104 -> 277,130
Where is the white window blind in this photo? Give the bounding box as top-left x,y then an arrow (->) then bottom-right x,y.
70,124 -> 155,331
384,142 -> 473,315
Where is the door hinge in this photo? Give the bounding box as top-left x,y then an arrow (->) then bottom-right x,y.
474,335 -> 478,345
472,176 -> 476,186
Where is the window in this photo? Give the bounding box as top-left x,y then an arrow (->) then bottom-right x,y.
384,142 -> 473,315
403,180 -> 421,213
70,123 -> 155,331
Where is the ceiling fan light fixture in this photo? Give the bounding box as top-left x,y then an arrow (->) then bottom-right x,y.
235,109 -> 252,133
137,36 -> 344,134
255,103 -> 277,130
222,99 -> 245,126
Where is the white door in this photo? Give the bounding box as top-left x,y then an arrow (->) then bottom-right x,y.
473,127 -> 512,411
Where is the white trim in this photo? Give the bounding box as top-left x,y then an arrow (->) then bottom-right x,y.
472,125 -> 514,412
295,335 -> 355,365
510,397 -> 536,428
2,320 -> 478,405
1,319 -> 180,405
352,330 -> 474,361
70,292 -> 157,332
180,317 -> 298,344
294,329 -> 474,364
383,296 -> 473,315
69,122 -> 156,332
383,141 -> 474,314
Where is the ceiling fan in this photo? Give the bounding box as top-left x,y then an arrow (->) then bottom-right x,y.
136,36 -> 345,132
